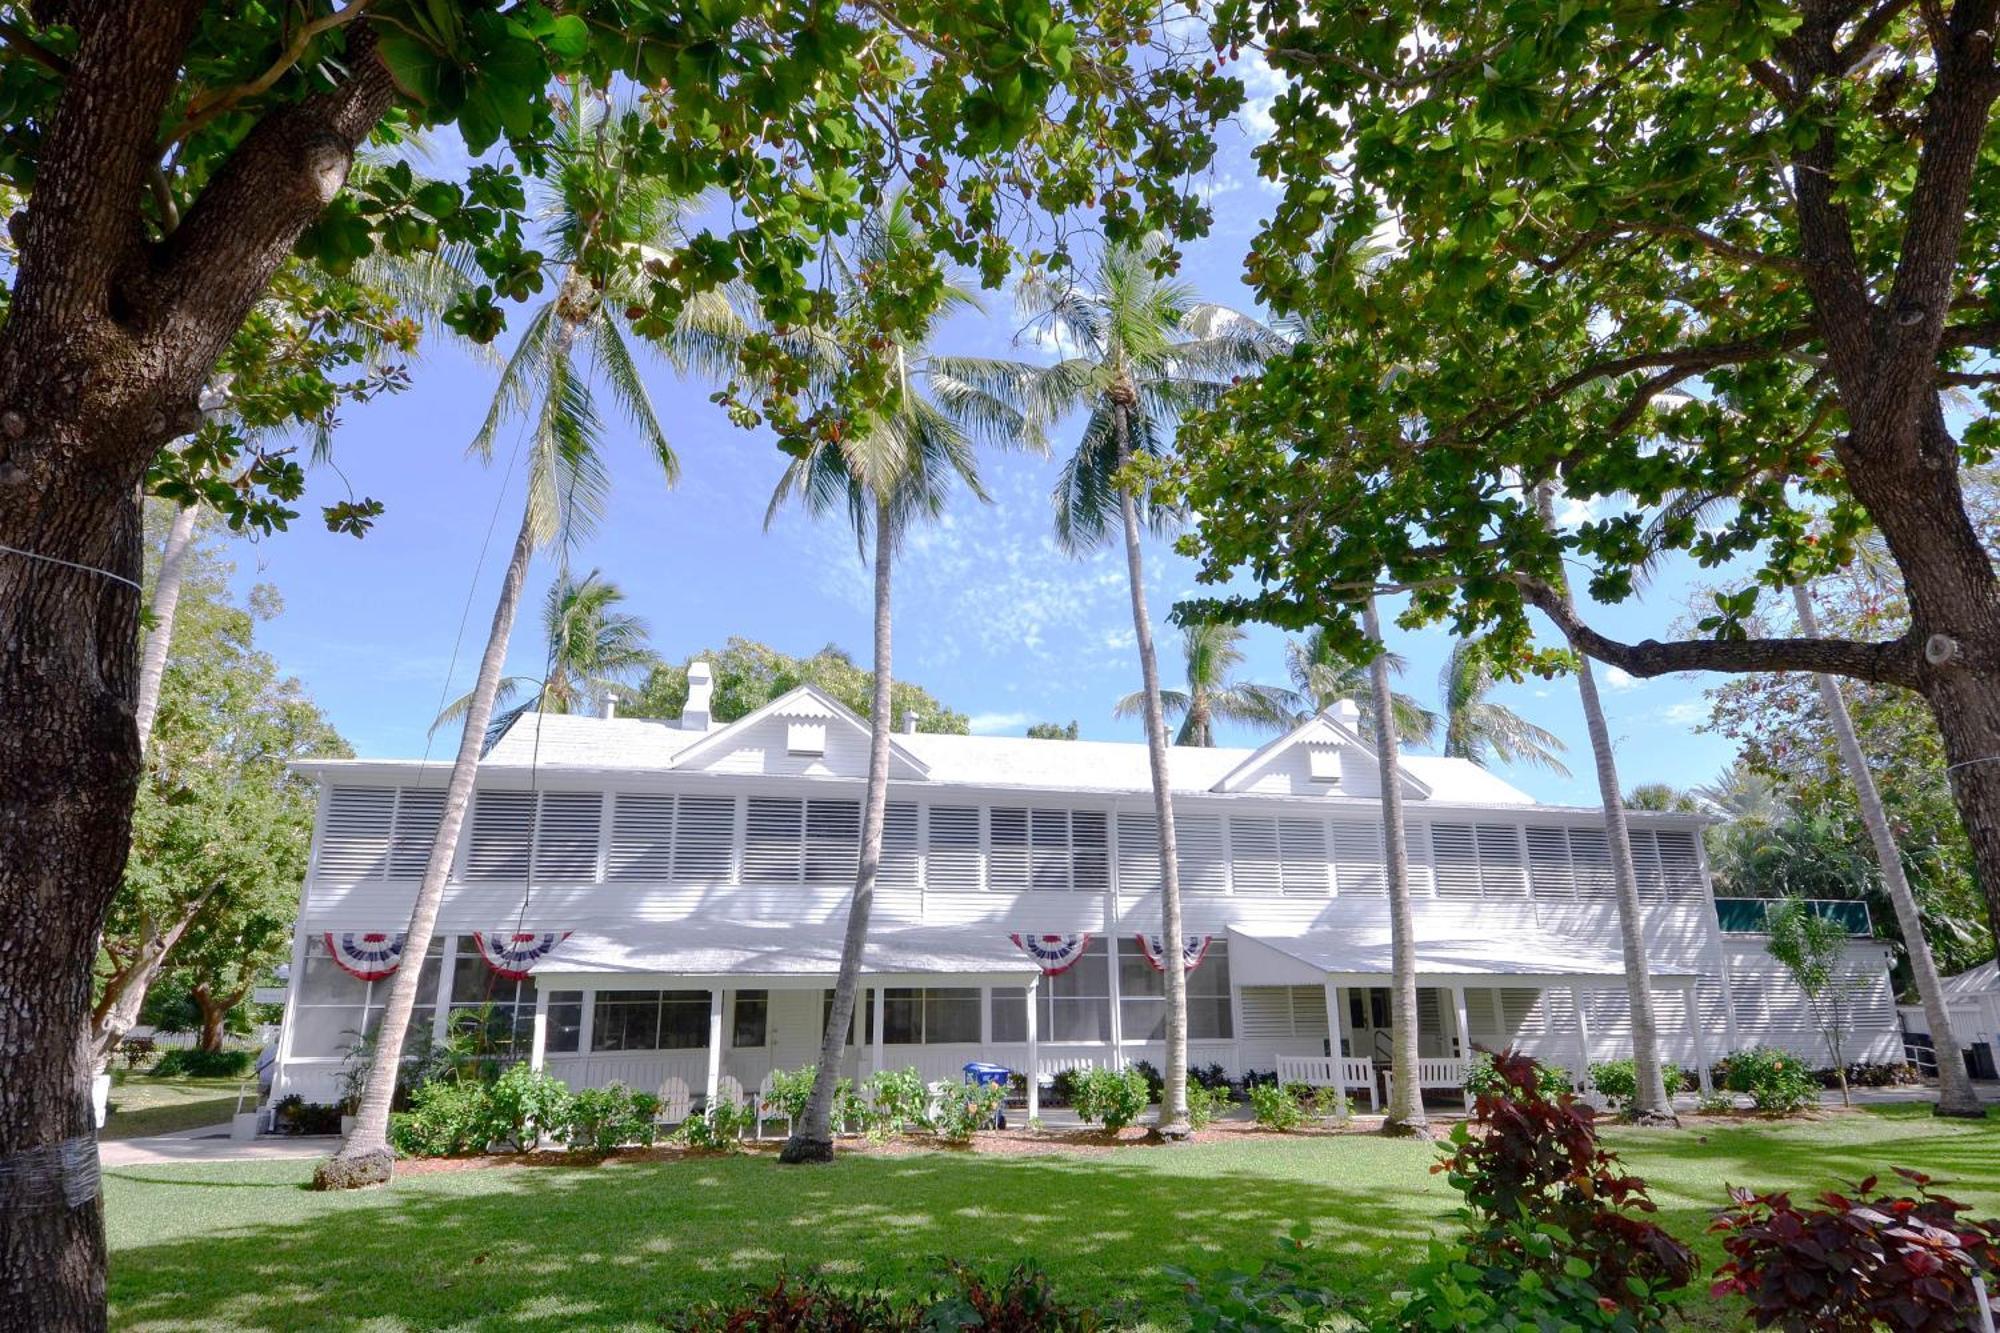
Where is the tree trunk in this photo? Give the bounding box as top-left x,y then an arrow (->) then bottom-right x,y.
1366,598 -> 1427,1136
1573,654 -> 1677,1124
88,889 -> 215,1071
1791,583 -> 1982,1116
1109,405 -> 1189,1137
192,985 -> 239,1054
314,492 -> 540,1189
784,495 -> 897,1162
132,504 -> 199,750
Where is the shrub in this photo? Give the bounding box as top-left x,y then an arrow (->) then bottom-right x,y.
1247,1082 -> 1305,1132
1712,1167 -> 2000,1331
119,1035 -> 157,1069
1303,1085 -> 1346,1120
390,1079 -> 495,1157
270,1095 -> 342,1136
1174,1225 -> 1363,1331
1397,1052 -> 1693,1332
1129,1059 -> 1166,1103
832,1077 -> 867,1134
1817,1059 -> 1916,1089
1715,1047 -> 1818,1114
1589,1058 -> 1685,1114
1071,1066 -> 1150,1132
1237,1068 -> 1276,1091
151,1047 -> 254,1079
562,1082 -> 659,1154
762,1066 -> 817,1125
1190,1062 -> 1232,1092
1465,1050 -> 1570,1103
1694,1089 -> 1738,1115
486,1063 -> 571,1151
1046,1068 -> 1083,1107
671,1262 -> 1101,1332
675,1097 -> 752,1151
932,1083 -> 1005,1143
865,1067 -> 931,1134
1184,1080 -> 1223,1130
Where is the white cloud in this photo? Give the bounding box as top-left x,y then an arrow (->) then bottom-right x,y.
1657,700 -> 1705,726
1602,666 -> 1642,691
967,710 -> 1034,734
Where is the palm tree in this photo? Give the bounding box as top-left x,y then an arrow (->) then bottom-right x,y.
1695,762 -> 1789,827
962,235 -> 1276,1136
776,199 -> 1038,1163
1116,620 -> 1293,746
1363,597 -> 1428,1137
1285,627 -> 1438,745
318,93 -> 738,1190
1438,640 -> 1571,775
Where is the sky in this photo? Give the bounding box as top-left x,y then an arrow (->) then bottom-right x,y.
217,71 -> 1744,810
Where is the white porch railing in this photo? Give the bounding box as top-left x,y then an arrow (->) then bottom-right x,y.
1275,1055 -> 1378,1111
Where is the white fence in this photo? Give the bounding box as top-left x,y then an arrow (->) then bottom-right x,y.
1275,1054 -> 1379,1110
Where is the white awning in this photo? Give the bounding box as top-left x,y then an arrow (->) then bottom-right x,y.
1227,925 -> 1698,987
531,921 -> 1043,989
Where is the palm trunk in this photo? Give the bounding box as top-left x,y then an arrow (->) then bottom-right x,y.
133,504 -> 198,751
1791,583 -> 1981,1116
314,488 -> 540,1189
1366,598 -> 1428,1136
1111,405 -> 1190,1136
784,495 -> 896,1162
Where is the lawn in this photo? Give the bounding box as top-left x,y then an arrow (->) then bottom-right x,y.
102,1071 -> 253,1141
105,1104 -> 2000,1331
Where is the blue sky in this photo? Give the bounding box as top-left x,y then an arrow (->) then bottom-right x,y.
224,74 -> 1742,809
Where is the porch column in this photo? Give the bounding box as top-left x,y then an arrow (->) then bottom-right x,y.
705,988 -> 724,1105
872,983 -> 886,1077
1569,984 -> 1593,1093
1326,981 -> 1347,1060
1106,932 -> 1126,1069
530,987 -> 550,1073
1450,984 -> 1473,1061
1687,979 -> 1712,1093
1025,974 -> 1041,1121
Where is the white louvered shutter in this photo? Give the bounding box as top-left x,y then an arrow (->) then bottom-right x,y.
606,794 -> 674,882
1279,818 -> 1329,895
673,795 -> 736,881
1431,823 -> 1481,900
879,802 -> 920,889
1525,826 -> 1574,906
988,807 -> 1029,893
1071,811 -> 1110,893
1477,824 -> 1528,898
926,805 -> 982,892
465,790 -> 534,881
1116,811 -> 1163,894
1030,809 -> 1071,891
744,797 -> 804,885
318,787 -> 394,880
1177,814 -> 1228,893
1229,817 -> 1282,895
535,792 -> 604,881
1569,828 -> 1615,901
1330,821 -> 1384,895
804,799 -> 860,886
388,787 -> 446,879
1629,828 -> 1666,902
1656,830 -> 1703,901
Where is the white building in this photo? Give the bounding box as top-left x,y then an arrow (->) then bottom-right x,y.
273,666 -> 1901,1114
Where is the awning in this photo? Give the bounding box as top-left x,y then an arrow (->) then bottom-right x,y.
1227,925 -> 1698,988
530,921 -> 1044,989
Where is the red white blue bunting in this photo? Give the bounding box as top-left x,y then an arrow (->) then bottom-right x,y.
324,932 -> 406,981
1009,932 -> 1094,975
1134,934 -> 1212,973
471,930 -> 571,980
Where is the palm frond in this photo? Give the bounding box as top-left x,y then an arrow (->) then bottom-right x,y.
589,312 -> 678,484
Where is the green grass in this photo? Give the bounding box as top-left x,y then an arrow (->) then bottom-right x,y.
102,1071 -> 253,1141
105,1105 -> 2000,1331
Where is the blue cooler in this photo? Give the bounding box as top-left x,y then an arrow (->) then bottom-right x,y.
963,1062 -> 1013,1129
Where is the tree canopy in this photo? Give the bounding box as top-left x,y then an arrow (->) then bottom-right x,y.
627,638 -> 970,733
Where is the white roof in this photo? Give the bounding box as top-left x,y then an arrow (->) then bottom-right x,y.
484,714 -> 706,768
531,921 -> 1041,985
1227,924 -> 1697,983
1943,961 -> 1999,998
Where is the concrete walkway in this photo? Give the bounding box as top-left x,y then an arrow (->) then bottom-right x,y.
99,1125 -> 334,1167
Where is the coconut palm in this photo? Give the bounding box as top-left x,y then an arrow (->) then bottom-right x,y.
957,235 -> 1276,1135
775,199 -> 1039,1163
1438,640 -> 1571,776
1116,620 -> 1294,746
319,93 -> 742,1190
1362,598 -> 1429,1137
1284,627 -> 1438,745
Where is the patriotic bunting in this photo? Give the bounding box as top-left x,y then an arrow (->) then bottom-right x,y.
1134,933 -> 1212,973
471,930 -> 571,980
324,932 -> 406,981
1009,932 -> 1094,975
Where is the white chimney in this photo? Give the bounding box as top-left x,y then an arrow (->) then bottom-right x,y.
682,661 -> 714,731
901,709 -> 918,735
1329,698 -> 1362,728
603,692 -> 620,720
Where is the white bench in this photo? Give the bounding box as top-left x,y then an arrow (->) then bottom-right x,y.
1275,1055 -> 1378,1112
1381,1058 -> 1470,1106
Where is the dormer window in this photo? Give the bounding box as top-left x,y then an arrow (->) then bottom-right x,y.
1307,747 -> 1342,784
787,721 -> 827,757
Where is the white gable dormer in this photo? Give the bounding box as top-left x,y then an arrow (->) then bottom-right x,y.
669,684 -> 930,781
1209,706 -> 1432,800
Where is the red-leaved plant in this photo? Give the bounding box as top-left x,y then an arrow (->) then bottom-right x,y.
1711,1167 -> 2000,1331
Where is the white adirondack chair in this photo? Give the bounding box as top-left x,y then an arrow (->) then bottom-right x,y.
754,1071 -> 790,1140
656,1076 -> 692,1126
713,1074 -> 746,1135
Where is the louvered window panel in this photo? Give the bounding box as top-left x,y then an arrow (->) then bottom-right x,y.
1072,811 -> 1110,893
1330,821 -> 1384,895
1239,985 -> 1328,1039
1030,808 -> 1072,890
804,799 -> 861,886
318,787 -> 394,880
1656,830 -> 1704,901
1115,811 -> 1163,894
535,792 -> 603,881
744,798 -> 804,885
1279,818 -> 1329,895
1477,824 -> 1528,898
1695,975 -> 1727,1034
388,788 -> 446,880
1416,988 -> 1443,1040
673,795 -> 736,881
879,802 -> 919,889
1568,828 -> 1615,901
465,791 -> 535,882
1628,828 -> 1666,902
1497,987 -> 1541,1037
1534,986 -> 1576,1036
1431,823 -> 1481,900
1525,826 -> 1574,905
606,794 -> 674,882
989,807 -> 1030,893
1584,988 -> 1633,1038
1176,814 -> 1228,893
1228,817 -> 1282,895
926,805 -> 982,892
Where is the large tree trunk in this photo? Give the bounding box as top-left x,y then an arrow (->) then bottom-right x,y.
1365,598 -> 1427,1136
192,984 -> 245,1055
315,492 -> 540,1189
1791,583 -> 1983,1116
88,889 -> 215,1071
132,504 -> 199,750
784,495 -> 896,1162
1110,403 -> 1190,1137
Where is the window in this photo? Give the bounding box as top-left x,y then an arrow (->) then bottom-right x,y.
1239,985 -> 1326,1039
673,795 -> 736,880
1116,812 -> 1163,894
317,787 -> 394,880
545,990 -> 584,1054
804,799 -> 860,886
1307,746 -> 1342,783
881,987 -> 981,1044
449,947 -> 540,1057
989,939 -> 1112,1042
464,791 -> 535,882
534,792 -> 604,880
744,797 -> 804,885
1119,940 -> 1233,1040
990,807 -> 1109,892
926,805 -> 981,892
606,794 -> 674,882
388,788 -> 446,879
821,989 -> 876,1045
1176,814 -> 1228,893
732,990 -> 768,1048
879,802 -> 919,889
1348,988 -> 1391,1030
1330,821 -> 1385,895
290,934 -> 444,1057
787,720 -> 827,756
590,990 -> 711,1052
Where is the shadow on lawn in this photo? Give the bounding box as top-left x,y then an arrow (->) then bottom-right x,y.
107,1148 -> 1451,1330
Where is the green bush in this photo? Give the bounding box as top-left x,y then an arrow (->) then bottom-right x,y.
390,1079 -> 495,1158
486,1063 -> 572,1150
1694,1089 -> 1739,1115
761,1066 -> 817,1125
1588,1059 -> 1685,1114
150,1047 -> 254,1079
1464,1050 -> 1569,1103
562,1082 -> 660,1154
832,1077 -> 867,1134
1184,1080 -> 1223,1130
1248,1082 -> 1306,1132
931,1083 -> 1005,1142
1715,1047 -> 1819,1114
865,1067 -> 932,1133
1130,1058 -> 1165,1102
674,1097 -> 752,1151
1071,1066 -> 1151,1132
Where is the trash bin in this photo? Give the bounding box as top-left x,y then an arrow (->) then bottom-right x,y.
964,1062 -> 1012,1129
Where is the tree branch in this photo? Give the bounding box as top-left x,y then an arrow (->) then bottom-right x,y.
0,16 -> 71,75
163,0 -> 378,149
1836,0 -> 1918,69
